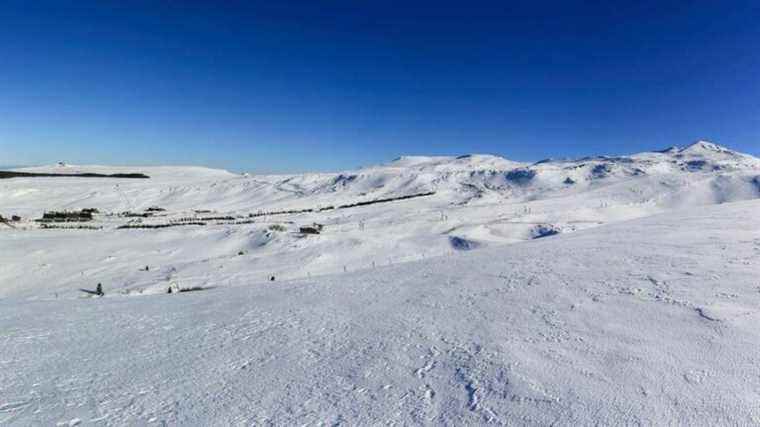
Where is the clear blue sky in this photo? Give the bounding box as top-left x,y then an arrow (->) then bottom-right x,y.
1,1 -> 758,172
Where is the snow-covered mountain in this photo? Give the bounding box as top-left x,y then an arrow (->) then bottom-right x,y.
2,141 -> 759,294
240,141 -> 760,206
4,141 -> 759,215
2,141 -> 760,424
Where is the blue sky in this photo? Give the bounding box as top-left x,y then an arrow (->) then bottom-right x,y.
1,1 -> 759,172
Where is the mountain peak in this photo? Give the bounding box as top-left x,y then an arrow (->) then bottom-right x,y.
679,140 -> 733,155
384,154 -> 523,170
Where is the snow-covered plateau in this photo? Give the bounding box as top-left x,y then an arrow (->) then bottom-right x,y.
1,141 -> 760,425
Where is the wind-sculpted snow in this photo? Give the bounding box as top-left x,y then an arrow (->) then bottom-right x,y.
2,200 -> 760,424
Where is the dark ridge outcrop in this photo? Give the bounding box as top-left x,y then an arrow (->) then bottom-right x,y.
0,171 -> 150,179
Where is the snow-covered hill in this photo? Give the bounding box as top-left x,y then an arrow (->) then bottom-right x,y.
4,141 -> 758,218
2,141 -> 758,295
3,199 -> 760,425
1,141 -> 760,424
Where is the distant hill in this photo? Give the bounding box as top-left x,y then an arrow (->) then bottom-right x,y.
0,170 -> 150,179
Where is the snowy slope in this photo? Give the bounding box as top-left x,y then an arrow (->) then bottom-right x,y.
2,200 -> 760,425
3,142 -> 758,218
2,141 -> 760,424
2,141 -> 759,297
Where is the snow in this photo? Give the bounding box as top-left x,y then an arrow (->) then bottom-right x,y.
2,142 -> 760,424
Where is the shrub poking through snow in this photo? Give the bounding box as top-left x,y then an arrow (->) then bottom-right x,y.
121,211 -> 152,218
449,236 -> 479,251
40,224 -> 102,230
37,210 -> 94,222
0,215 -> 15,228
117,222 -> 206,229
178,286 -> 207,293
268,224 -> 287,232
299,223 -> 324,235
